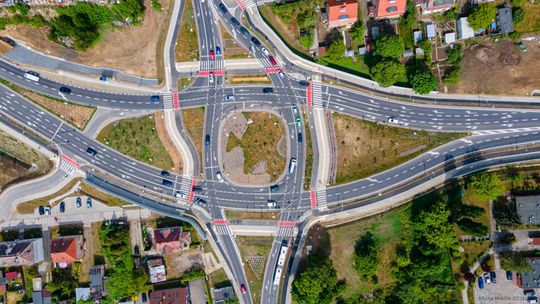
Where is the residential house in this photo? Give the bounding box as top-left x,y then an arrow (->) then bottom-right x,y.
418,0 -> 455,14
89,265 -> 107,299
50,236 -> 83,264
213,286 -> 235,304
516,195 -> 540,225
425,23 -> 436,40
372,0 -> 407,19
147,258 -> 167,284
188,279 -> 207,304
497,7 -> 514,34
444,32 -> 456,44
149,287 -> 187,304
153,227 -> 191,255
521,257 -> 540,289
326,0 -> 358,28
0,239 -> 44,267
457,17 -> 475,40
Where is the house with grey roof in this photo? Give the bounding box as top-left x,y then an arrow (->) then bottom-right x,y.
521,258 -> 540,289
425,23 -> 436,40
516,195 -> 540,225
497,7 -> 514,34
0,238 -> 43,267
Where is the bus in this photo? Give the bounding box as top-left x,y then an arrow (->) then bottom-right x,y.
24,71 -> 40,82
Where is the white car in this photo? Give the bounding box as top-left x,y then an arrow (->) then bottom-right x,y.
216,171 -> 224,182
224,94 -> 235,101
175,191 -> 186,199
387,117 -> 399,125
292,105 -> 298,114
261,47 -> 270,56
208,73 -> 214,83
276,70 -> 285,78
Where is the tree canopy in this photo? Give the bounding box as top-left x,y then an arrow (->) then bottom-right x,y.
291,254 -> 343,304
468,3 -> 497,31
374,35 -> 404,59
350,21 -> 366,46
470,172 -> 504,200
414,201 -> 458,251
324,39 -> 346,61
354,232 -> 380,279
370,59 -> 405,87
411,70 -> 438,94
500,251 -> 532,273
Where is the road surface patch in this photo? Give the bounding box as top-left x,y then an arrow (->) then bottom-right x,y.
188,179 -> 197,203
235,0 -> 246,10
172,92 -> 179,110
197,70 -> 225,76
309,190 -> 317,209
306,80 -> 313,107
278,220 -> 296,228
61,154 -> 80,168
212,219 -> 228,225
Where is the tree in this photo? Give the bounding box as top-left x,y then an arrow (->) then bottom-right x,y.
447,44 -> 463,66
411,70 -> 438,94
468,3 -> 497,31
513,7 -> 525,24
291,255 -> 342,304
298,11 -> 316,29
499,232 -> 516,245
374,35 -> 404,59
444,67 -> 461,84
418,39 -> 432,62
511,0 -> 526,6
470,173 -> 504,200
350,21 -> 366,46
500,251 -> 532,272
457,218 -> 489,236
414,201 -> 458,251
354,232 -> 380,279
324,39 -> 346,61
370,59 -> 405,87
299,29 -> 314,49
493,199 -> 521,229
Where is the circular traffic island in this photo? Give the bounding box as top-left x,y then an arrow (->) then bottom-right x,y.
221,111 -> 287,185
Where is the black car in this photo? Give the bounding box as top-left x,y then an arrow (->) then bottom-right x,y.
195,197 -> 207,207
86,147 -> 98,156
38,206 -> 45,215
230,17 -> 240,27
250,37 -> 261,46
506,271 -> 513,280
134,245 -> 140,257
141,292 -> 147,303
162,179 -> 173,187
218,2 -> 227,13
298,132 -> 303,143
298,80 -> 309,87
270,185 -> 279,192
86,197 -> 92,208
0,36 -> 16,47
263,88 -> 273,93
240,26 -> 249,37
161,170 -> 170,177
59,201 -> 65,213
193,185 -> 203,193
490,271 -> 497,283
59,86 -> 72,94
205,134 -> 210,146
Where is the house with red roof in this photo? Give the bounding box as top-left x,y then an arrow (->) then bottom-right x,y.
326,0 -> 358,29
149,287 -> 187,304
372,0 -> 407,19
153,227 -> 191,255
50,236 -> 83,264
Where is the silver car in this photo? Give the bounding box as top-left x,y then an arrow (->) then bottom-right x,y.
216,171 -> 224,182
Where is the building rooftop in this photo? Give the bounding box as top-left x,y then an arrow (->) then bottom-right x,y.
51,236 -> 82,263
457,17 -> 475,39
444,32 -> 456,44
426,23 -> 436,38
498,7 -> 514,34
517,196 -> 540,225
522,258 -> 540,289
149,287 -> 187,304
413,30 -> 423,44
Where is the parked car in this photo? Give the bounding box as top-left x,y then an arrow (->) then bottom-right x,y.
86,197 -> 92,208
38,206 -> 45,215
529,296 -> 538,304
506,271 -> 513,280
161,170 -> 170,177
490,271 -> 497,283
484,273 -> 490,284
524,290 -> 537,297
262,87 -> 273,93
268,56 -> 277,66
209,50 -> 215,60
134,245 -> 140,257
59,201 -> 65,213
141,292 -> 147,303
387,117 -> 399,125
76,197 -> 82,208
261,47 -> 270,56
59,86 -> 71,94
205,134 -> 211,146
151,95 -> 160,102
216,171 -> 224,182
478,276 -> 484,289
270,185 -> 279,192
0,36 -> 16,47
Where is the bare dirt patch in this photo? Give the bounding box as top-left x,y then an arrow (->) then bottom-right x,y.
220,21 -> 250,60
0,0 -> 171,78
164,249 -> 203,279
222,111 -> 286,184
333,113 -> 465,184
183,107 -> 205,174
446,39 -> 540,96
155,112 -> 183,173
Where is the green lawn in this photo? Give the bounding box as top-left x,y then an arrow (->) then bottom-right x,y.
97,115 -> 174,170
175,0 -> 199,61
302,109 -> 313,190
514,2 -> 540,34
236,236 -> 274,304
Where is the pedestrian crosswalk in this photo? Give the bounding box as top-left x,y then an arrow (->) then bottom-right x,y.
236,0 -> 255,9
257,57 -> 275,69
215,223 -> 233,236
277,226 -> 294,238
200,59 -> 224,72
177,177 -> 193,200
316,188 -> 327,207
163,93 -> 173,110
59,154 -> 80,175
312,81 -> 323,108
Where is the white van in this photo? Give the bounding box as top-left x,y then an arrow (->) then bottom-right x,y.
289,158 -> 297,174
24,71 -> 40,82
267,200 -> 277,208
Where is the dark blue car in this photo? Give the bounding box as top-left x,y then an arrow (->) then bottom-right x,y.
218,2 -> 227,13
216,46 -> 221,55
230,17 -> 240,27
506,271 -> 513,280
150,95 -> 160,102
490,271 -> 497,283
478,276 -> 484,289
205,135 -> 210,146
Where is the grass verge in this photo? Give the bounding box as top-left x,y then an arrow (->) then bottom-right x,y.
228,74 -> 272,84
0,79 -> 96,130
302,108 -> 313,190
155,0 -> 174,84
183,107 -> 205,173
175,0 -> 199,62
225,210 -> 279,220
514,2 -> 540,34
97,115 -> 174,170
16,178 -> 131,214
220,21 -> 251,60
0,130 -> 53,190
226,112 -> 286,181
333,112 -> 466,184
236,236 -> 274,304
177,77 -> 195,90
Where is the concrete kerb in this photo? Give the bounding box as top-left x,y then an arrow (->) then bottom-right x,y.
217,106 -> 291,188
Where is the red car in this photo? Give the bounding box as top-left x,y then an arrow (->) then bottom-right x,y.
240,284 -> 246,294
268,56 -> 277,66
209,50 -> 215,60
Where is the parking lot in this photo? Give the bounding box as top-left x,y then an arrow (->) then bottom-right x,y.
474,270 -> 532,304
